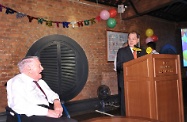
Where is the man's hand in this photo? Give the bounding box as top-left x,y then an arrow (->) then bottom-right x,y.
47,109 -> 62,118
53,99 -> 63,116
47,99 -> 63,118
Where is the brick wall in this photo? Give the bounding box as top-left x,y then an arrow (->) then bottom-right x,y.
0,0 -> 179,112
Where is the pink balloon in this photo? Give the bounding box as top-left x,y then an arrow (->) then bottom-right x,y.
100,10 -> 110,20
145,37 -> 153,44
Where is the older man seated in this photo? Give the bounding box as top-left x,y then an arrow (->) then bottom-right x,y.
6,56 -> 77,122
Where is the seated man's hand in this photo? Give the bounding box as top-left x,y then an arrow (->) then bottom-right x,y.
47,109 -> 62,118
53,99 -> 63,115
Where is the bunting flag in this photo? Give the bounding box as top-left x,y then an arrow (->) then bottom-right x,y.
5,7 -> 16,14
16,12 -> 26,18
38,18 -> 44,24
0,4 -> 101,28
0,4 -> 2,12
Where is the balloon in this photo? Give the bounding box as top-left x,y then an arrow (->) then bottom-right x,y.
109,8 -> 117,18
100,10 -> 110,20
145,28 -> 154,37
107,18 -> 116,28
146,47 -> 153,54
145,37 -> 153,44
151,35 -> 158,42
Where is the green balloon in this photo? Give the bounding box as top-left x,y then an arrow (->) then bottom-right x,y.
107,18 -> 116,28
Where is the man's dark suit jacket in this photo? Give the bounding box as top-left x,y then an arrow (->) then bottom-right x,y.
116,46 -> 146,116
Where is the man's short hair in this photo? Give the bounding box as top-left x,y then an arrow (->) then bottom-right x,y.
147,42 -> 156,50
128,31 -> 140,38
18,56 -> 39,73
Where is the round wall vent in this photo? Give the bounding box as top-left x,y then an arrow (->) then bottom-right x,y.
26,34 -> 88,101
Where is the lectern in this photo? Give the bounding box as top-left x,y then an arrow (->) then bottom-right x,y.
123,54 -> 184,122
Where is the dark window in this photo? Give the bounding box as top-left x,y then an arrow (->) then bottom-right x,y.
26,34 -> 88,101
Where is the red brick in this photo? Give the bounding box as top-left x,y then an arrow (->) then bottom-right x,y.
0,0 -> 179,112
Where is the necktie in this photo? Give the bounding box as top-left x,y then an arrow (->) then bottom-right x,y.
33,81 -> 47,99
133,51 -> 137,59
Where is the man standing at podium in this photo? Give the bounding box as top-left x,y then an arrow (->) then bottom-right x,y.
116,31 -> 146,116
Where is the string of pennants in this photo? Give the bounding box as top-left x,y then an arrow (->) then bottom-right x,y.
0,4 -> 101,28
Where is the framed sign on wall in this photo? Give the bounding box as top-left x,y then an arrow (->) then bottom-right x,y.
107,30 -> 128,61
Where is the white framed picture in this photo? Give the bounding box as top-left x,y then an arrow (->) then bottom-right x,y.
106,30 -> 128,61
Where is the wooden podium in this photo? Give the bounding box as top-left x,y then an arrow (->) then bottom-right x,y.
123,54 -> 184,122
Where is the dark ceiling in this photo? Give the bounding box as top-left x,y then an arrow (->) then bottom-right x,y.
147,0 -> 187,22
86,0 -> 187,23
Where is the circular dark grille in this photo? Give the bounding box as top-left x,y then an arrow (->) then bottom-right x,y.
26,34 -> 88,101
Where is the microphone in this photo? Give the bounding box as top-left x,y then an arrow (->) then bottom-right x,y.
132,45 -> 142,51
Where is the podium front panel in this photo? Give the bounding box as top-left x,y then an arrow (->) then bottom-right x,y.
153,57 -> 178,77
155,79 -> 180,122
123,54 -> 184,122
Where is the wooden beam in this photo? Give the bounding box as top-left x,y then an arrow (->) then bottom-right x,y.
122,0 -> 180,20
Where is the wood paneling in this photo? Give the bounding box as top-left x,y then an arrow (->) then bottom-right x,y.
123,54 -> 184,122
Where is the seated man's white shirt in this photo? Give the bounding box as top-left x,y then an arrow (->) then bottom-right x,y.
7,73 -> 60,117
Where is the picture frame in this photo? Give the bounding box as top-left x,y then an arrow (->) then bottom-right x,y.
106,30 -> 128,62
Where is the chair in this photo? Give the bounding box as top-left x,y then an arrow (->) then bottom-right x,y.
5,102 -> 71,122
5,106 -> 21,122
61,101 -> 71,118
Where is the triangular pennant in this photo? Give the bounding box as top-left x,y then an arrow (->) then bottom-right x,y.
95,16 -> 101,22
71,21 -> 77,28
0,4 -> 2,12
5,7 -> 16,14
84,20 -> 89,26
77,21 -> 84,27
46,21 -> 52,26
38,18 -> 44,24
89,18 -> 96,24
62,22 -> 70,28
16,12 -> 26,18
27,15 -> 34,22
55,22 -> 60,28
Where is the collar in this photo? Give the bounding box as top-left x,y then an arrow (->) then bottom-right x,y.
130,47 -> 134,53
21,73 -> 35,83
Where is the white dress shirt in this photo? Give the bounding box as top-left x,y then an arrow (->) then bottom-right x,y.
6,73 -> 60,116
151,50 -> 159,54
114,56 -> 117,71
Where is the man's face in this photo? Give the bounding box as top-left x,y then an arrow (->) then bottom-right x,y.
128,33 -> 139,47
30,59 -> 44,81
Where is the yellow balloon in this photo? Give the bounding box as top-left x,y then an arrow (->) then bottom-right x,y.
146,28 -> 154,37
146,47 -> 152,54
